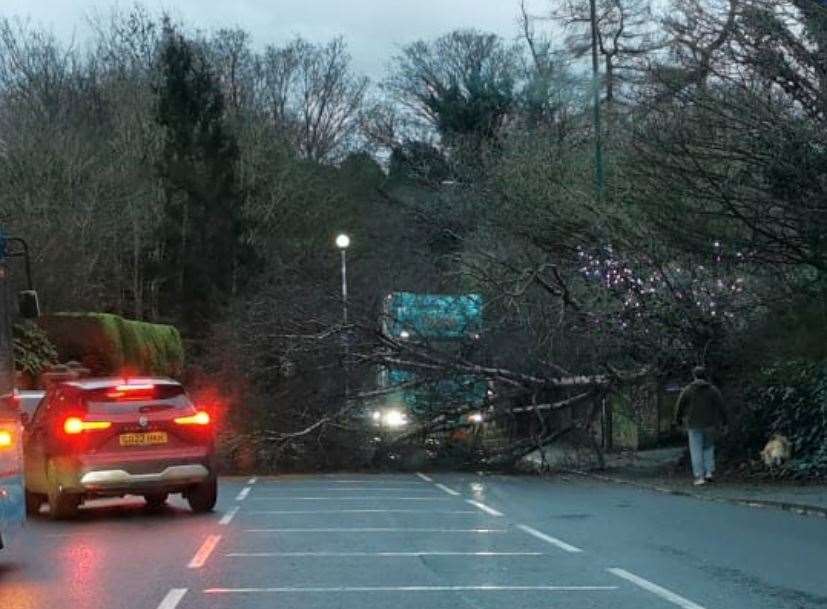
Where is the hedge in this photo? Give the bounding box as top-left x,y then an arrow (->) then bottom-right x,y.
37,313 -> 184,379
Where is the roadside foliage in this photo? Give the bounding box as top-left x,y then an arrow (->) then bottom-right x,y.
1,1 -> 826,473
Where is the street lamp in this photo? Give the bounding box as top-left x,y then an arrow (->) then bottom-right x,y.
335,234 -> 350,402
335,234 -> 350,325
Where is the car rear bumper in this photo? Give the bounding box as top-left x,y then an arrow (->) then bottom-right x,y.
79,464 -> 210,491
50,448 -> 215,495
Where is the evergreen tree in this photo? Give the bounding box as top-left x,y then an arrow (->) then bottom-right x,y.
154,20 -> 242,334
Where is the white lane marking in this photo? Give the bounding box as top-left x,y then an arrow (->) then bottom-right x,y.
299,481 -> 424,486
434,483 -> 460,496
219,506 -> 239,525
608,568 -> 707,609
466,499 -> 503,517
416,472 -> 433,482
326,478 -> 419,486
235,487 -> 251,501
204,585 -> 617,594
188,534 -> 222,568
157,588 -> 188,609
227,551 -> 544,557
248,477 -> 258,485
247,509 -> 477,515
295,488 -> 439,492
245,528 -> 507,533
247,496 -> 451,501
517,524 -> 583,553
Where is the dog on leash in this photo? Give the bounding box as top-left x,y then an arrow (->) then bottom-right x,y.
761,434 -> 792,468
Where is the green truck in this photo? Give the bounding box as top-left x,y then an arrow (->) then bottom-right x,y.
372,292 -> 488,427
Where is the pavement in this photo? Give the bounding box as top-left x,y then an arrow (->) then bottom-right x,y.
1,473 -> 826,609
526,446 -> 827,516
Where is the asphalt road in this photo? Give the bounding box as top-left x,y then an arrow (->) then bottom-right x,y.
1,472 -> 826,609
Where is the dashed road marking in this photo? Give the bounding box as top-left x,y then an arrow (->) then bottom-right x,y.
416,472 -> 433,482
157,588 -> 188,609
227,551 -> 545,557
517,524 -> 583,553
608,568 -> 707,609
300,488 -> 439,492
219,506 -> 239,525
465,499 -> 503,516
269,483 -> 425,489
248,476 -> 258,485
325,479 -> 420,483
235,487 -> 251,501
434,483 -> 460,496
246,496 -> 452,501
204,585 -> 618,594
247,509 -> 477,514
244,528 -> 507,534
188,534 -> 222,568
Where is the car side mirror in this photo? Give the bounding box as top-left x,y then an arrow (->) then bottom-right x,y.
18,290 -> 40,319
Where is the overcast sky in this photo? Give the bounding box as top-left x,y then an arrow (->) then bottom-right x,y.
2,0 -> 550,78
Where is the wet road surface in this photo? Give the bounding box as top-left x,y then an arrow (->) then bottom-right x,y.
2,472 -> 826,609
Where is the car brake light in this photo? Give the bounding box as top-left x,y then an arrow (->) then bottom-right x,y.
0,429 -> 13,449
174,411 -> 211,426
106,384 -> 156,400
63,417 -> 112,435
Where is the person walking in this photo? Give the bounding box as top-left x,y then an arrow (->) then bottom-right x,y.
674,366 -> 728,486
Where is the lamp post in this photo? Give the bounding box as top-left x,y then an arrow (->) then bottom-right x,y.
589,0 -> 604,196
335,234 -> 350,401
335,234 -> 350,324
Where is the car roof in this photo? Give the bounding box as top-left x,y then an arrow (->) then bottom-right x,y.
60,377 -> 182,391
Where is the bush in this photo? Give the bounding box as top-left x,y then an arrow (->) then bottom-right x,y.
746,360 -> 827,477
13,322 -> 58,377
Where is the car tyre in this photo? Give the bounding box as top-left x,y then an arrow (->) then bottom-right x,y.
143,492 -> 169,510
47,462 -> 80,520
25,489 -> 45,516
186,476 -> 217,513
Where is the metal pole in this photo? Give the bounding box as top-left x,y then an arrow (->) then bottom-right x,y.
589,0 -> 604,196
7,238 -> 33,290
341,249 -> 348,326
340,249 -> 349,401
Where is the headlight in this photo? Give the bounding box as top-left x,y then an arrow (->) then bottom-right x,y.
382,409 -> 408,428
468,413 -> 483,424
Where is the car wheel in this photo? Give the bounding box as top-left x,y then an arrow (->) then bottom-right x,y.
25,489 -> 45,516
186,477 -> 217,513
47,462 -> 81,520
143,492 -> 169,510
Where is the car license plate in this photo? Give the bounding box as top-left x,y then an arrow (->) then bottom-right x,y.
119,432 -> 168,447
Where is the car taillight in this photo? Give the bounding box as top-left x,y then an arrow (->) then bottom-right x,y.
63,417 -> 112,435
0,428 -> 13,449
174,411 -> 211,426
106,384 -> 156,400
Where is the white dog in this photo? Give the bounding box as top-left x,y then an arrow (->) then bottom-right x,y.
761,434 -> 792,468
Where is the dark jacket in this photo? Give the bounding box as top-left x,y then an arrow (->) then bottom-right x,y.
674,379 -> 728,429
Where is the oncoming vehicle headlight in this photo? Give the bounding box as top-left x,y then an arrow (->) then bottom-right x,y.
468,412 -> 483,424
382,409 -> 408,428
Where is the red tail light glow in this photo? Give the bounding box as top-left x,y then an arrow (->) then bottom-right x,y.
106,384 -> 156,400
0,429 -> 13,449
174,411 -> 211,426
63,417 -> 112,435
